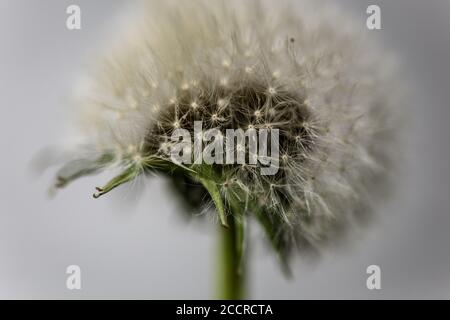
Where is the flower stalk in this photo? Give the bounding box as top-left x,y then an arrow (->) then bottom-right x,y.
218,214 -> 245,300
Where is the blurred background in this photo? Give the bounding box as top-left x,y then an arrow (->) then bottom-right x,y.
0,0 -> 450,299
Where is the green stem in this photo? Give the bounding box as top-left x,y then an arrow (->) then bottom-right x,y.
217,215 -> 245,300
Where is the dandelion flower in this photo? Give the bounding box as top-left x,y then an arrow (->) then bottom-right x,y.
49,0 -> 401,298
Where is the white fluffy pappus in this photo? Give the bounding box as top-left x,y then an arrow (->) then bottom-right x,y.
53,0 -> 402,264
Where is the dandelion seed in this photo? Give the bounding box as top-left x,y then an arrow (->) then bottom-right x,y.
217,98 -> 228,108
267,87 -> 276,95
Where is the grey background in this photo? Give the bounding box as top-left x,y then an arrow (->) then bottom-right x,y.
0,0 -> 449,299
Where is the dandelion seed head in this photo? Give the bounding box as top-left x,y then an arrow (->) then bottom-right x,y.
55,0 -> 402,259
